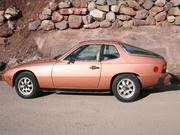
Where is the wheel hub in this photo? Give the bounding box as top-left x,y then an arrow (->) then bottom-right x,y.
117,78 -> 136,99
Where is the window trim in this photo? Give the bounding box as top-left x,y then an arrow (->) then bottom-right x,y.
64,44 -> 103,62
100,44 -> 120,61
121,42 -> 162,58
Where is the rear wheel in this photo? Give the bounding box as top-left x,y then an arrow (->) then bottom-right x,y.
112,74 -> 141,102
15,72 -> 39,99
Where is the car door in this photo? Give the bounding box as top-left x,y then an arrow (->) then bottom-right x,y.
52,44 -> 102,89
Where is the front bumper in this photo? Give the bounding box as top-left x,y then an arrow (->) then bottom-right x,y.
2,74 -> 13,86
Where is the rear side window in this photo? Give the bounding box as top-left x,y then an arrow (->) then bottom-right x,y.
102,45 -> 120,60
121,42 -> 161,58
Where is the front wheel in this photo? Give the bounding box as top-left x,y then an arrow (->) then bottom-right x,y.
112,74 -> 141,102
15,72 -> 39,99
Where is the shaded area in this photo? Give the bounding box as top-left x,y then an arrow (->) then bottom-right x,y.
0,62 -> 6,71
139,74 -> 180,100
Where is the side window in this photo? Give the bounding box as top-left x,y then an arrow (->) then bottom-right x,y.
65,45 -> 101,61
103,45 -> 120,60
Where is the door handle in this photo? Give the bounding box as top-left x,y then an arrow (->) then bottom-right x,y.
90,65 -> 100,70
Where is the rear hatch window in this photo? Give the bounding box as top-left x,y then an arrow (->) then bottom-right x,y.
121,42 -> 162,58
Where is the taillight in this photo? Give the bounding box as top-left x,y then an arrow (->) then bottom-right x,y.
153,66 -> 159,73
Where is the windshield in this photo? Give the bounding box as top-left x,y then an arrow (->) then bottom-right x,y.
121,42 -> 162,58
54,45 -> 76,60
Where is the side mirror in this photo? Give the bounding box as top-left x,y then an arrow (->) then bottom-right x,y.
67,57 -> 75,64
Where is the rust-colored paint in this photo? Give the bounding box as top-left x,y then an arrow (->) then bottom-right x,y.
3,40 -> 171,90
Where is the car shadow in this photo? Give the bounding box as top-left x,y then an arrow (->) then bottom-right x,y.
55,91 -> 112,96
139,73 -> 180,100
37,91 -> 54,98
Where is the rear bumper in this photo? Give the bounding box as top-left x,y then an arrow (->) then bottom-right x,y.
159,73 -> 172,86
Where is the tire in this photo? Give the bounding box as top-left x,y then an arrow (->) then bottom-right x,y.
112,74 -> 141,102
15,71 -> 39,99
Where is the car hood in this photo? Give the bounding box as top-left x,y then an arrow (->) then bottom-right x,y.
11,59 -> 57,69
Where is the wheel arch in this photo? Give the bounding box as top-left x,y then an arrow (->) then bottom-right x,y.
12,70 -> 39,87
110,72 -> 142,90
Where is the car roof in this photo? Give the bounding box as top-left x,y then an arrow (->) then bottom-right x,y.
79,40 -> 120,45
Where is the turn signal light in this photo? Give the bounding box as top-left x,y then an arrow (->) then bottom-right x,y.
153,66 -> 159,73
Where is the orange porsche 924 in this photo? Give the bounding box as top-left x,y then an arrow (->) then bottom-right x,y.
3,40 -> 171,102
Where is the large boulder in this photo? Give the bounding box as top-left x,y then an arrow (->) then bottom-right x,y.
55,20 -> 69,30
28,20 -> 41,31
88,1 -> 96,11
96,0 -> 106,5
119,6 -> 136,16
4,6 -> 21,20
39,14 -> 51,20
90,9 -> 106,21
149,6 -> 164,16
82,15 -> 93,25
155,0 -> 166,7
40,20 -> 54,31
127,0 -> 141,10
52,11 -> 64,23
170,0 -> 180,6
142,0 -> 154,10
49,1 -> 57,11
107,0 -> 117,5
97,5 -> 110,12
164,2 -> 173,12
155,11 -> 167,22
71,0 -> 88,8
168,7 -> 180,16
117,15 -> 131,21
111,5 -> 120,13
138,0 -> 145,5
59,8 -> 87,15
106,11 -> 115,22
167,16 -> 175,23
135,9 -> 148,19
68,15 -> 82,28
42,7 -> 52,16
58,2 -> 71,9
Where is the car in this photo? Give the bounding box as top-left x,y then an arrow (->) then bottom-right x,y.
3,40 -> 171,102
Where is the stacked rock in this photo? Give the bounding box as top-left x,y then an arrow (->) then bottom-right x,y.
28,0 -> 180,31
0,6 -> 21,46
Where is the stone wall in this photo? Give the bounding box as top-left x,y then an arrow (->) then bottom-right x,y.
28,0 -> 180,31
